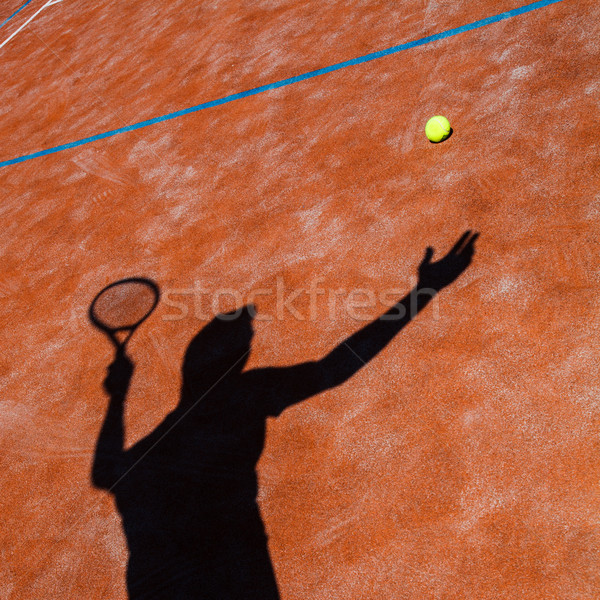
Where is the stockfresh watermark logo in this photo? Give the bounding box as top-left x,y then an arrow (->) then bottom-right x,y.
162,276 -> 440,323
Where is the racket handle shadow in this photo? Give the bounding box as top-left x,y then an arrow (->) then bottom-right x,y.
104,348 -> 134,398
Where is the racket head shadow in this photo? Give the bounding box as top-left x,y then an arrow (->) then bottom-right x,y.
89,277 -> 160,349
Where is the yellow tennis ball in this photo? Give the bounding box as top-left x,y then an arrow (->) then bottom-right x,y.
425,116 -> 452,143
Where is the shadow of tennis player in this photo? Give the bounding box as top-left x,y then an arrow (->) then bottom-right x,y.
92,231 -> 478,599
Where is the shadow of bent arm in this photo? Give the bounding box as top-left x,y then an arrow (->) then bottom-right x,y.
92,350 -> 133,490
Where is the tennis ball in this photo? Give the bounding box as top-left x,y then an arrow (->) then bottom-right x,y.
425,116 -> 452,143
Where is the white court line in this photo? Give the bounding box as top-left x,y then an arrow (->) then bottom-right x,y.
0,0 -> 62,50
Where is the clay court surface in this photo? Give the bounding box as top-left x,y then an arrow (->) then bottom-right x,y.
1,0 -> 599,598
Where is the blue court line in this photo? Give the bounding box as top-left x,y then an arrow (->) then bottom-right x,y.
0,0 -> 565,170
0,0 -> 34,29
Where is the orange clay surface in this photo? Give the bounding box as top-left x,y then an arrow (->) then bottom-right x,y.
1,0 -> 600,598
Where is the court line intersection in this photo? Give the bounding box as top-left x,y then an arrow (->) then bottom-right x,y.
1,0 -> 63,50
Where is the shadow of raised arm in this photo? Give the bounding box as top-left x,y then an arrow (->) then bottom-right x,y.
246,231 -> 478,416
91,349 -> 133,490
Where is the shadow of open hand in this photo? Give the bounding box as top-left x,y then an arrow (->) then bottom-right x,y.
418,230 -> 479,291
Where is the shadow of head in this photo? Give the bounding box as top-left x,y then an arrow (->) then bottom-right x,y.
180,304 -> 255,406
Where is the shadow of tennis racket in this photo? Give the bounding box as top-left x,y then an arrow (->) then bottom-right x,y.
90,277 -> 160,352
90,277 -> 160,396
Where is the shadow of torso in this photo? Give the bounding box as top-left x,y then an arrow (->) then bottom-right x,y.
114,378 -> 280,599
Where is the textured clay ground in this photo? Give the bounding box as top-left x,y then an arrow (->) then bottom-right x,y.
1,0 -> 599,598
